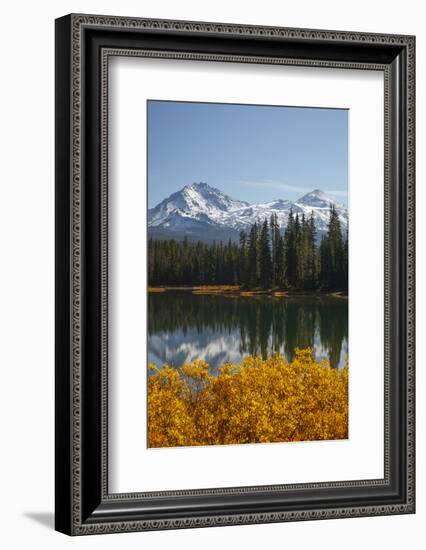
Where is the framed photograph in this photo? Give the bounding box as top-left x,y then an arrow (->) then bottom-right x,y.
55,14 -> 415,535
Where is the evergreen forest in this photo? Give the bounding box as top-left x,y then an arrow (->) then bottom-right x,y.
148,205 -> 348,291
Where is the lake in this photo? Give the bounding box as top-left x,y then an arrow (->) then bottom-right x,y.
148,291 -> 348,373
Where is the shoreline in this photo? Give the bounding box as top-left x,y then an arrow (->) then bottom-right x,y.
148,285 -> 348,298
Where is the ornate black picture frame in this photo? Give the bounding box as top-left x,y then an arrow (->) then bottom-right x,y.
55,13 -> 415,535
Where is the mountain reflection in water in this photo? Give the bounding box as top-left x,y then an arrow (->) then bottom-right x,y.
148,291 -> 348,374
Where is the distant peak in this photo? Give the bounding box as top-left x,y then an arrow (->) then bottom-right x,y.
304,189 -> 328,198
298,189 -> 341,205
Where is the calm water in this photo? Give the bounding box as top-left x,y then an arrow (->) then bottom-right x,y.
148,291 -> 348,373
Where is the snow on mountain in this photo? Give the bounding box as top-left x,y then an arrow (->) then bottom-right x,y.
298,189 -> 343,208
148,182 -> 348,242
294,189 -> 348,234
149,182 -> 248,227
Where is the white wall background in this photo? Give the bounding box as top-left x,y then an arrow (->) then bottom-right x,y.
0,0 -> 423,548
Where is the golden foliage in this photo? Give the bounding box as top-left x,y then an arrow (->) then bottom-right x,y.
148,348 -> 348,448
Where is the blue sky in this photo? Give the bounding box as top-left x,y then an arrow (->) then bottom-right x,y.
147,100 -> 348,208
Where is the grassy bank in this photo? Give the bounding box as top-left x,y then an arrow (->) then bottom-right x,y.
148,284 -> 241,294
148,285 -> 347,298
148,349 -> 348,448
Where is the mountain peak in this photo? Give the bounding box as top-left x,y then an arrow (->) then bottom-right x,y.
148,184 -> 348,243
298,189 -> 342,207
148,181 -> 250,232
182,182 -> 231,201
184,181 -> 210,191
312,188 -> 326,196
300,189 -> 330,200
180,182 -> 248,212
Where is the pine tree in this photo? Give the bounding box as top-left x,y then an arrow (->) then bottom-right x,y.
239,230 -> 248,287
259,219 -> 272,288
306,212 -> 318,290
342,230 -> 348,290
284,209 -> 297,287
296,213 -> 307,287
319,205 -> 345,290
248,222 -> 260,287
270,213 -> 280,287
276,234 -> 285,288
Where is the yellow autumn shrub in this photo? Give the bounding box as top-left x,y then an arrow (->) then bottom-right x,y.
148,348 -> 348,448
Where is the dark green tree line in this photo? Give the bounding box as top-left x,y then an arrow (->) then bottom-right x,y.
148,205 -> 348,291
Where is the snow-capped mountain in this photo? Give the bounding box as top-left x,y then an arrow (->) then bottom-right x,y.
148,182 -> 348,242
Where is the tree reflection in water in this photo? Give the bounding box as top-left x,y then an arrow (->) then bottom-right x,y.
148,291 -> 348,373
